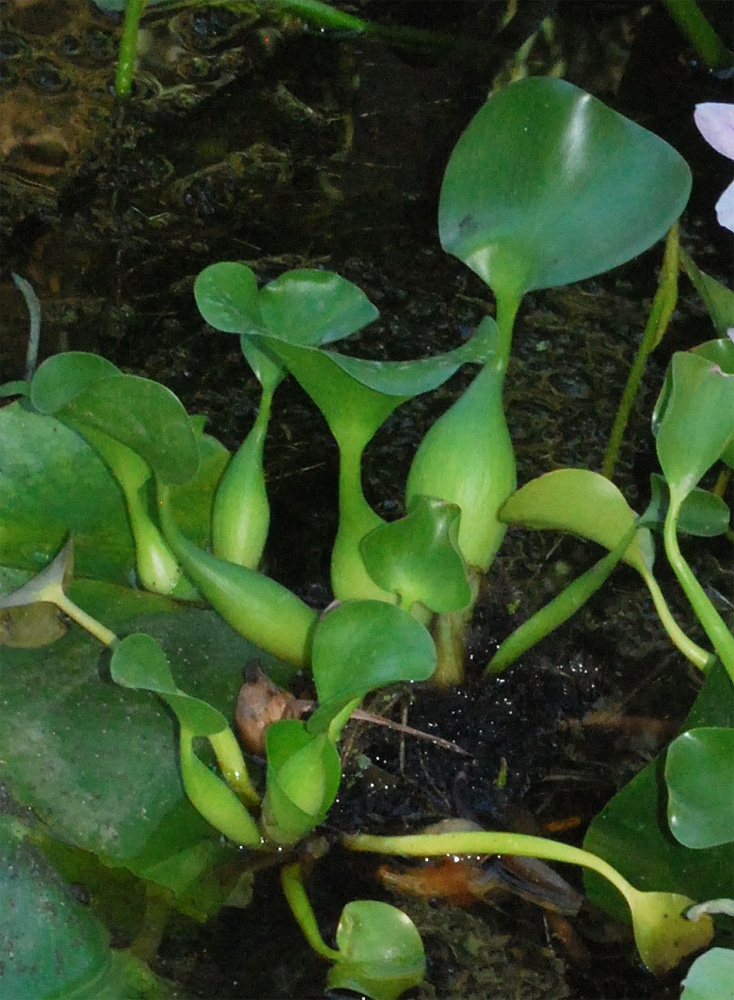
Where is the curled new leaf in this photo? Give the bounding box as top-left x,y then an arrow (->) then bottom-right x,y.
360,495 -> 471,613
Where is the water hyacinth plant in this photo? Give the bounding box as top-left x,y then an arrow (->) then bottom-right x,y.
1,75 -> 732,998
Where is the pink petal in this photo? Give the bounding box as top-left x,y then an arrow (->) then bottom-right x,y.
715,178 -> 734,233
694,103 -> 734,160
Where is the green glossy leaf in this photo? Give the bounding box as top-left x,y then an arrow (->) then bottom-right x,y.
360,495 -> 471,612
681,948 -> 734,1000
0,814 -> 183,999
196,263 -> 378,347
0,590 -> 268,871
691,338 -> 734,469
499,468 -> 652,574
666,728 -> 734,849
439,77 -> 691,298
655,351 -> 734,501
30,350 -> 121,414
642,475 -> 731,537
194,261 -> 264,334
327,900 -> 426,1000
0,403 -> 134,582
111,631 -> 178,694
311,600 -> 436,711
680,247 -> 734,338
261,720 -> 341,845
61,375 -> 200,486
0,403 -> 227,586
583,660 -> 734,923
327,314 -> 497,396
269,338 -> 407,449
0,814 -> 110,998
111,633 -> 229,736
259,268 -> 378,346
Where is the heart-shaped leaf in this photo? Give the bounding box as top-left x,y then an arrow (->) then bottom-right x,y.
439,77 -> 691,298
584,660 -> 734,923
311,600 -> 436,711
30,350 -> 121,413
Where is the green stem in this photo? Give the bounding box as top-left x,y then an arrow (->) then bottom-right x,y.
661,0 -> 734,72
343,831 -> 637,914
432,567 -> 480,687
664,496 -> 734,683
115,0 -> 146,98
331,435 -> 391,601
494,290 -> 521,373
280,862 -> 341,962
486,525 -> 636,675
53,587 -> 118,647
603,225 -> 679,480
208,727 -> 260,807
641,570 -> 716,673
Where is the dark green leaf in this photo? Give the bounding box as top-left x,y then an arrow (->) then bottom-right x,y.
439,77 -> 691,298
666,728 -> 734,848
61,375 -> 200,485
30,351 -> 120,414
0,592 -> 268,874
0,403 -> 226,586
583,660 -> 734,922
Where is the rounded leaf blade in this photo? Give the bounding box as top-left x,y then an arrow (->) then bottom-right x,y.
312,600 -> 436,706
666,727 -> 734,849
439,77 -> 692,298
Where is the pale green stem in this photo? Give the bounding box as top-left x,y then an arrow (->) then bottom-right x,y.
280,862 -> 341,962
52,586 -> 118,647
641,570 -> 716,673
664,495 -> 734,684
208,728 -> 260,807
432,567 -> 480,687
343,830 -> 637,913
332,432 -> 390,601
494,289 -> 521,373
603,224 -> 678,481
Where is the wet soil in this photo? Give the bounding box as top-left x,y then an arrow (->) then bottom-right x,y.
2,2 -> 733,998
